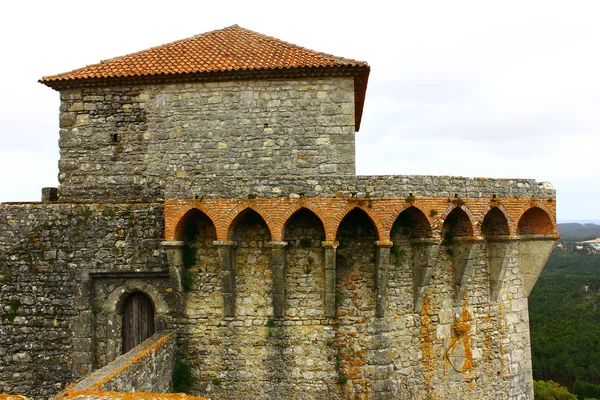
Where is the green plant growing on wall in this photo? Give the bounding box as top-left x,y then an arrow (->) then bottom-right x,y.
172,357 -> 192,393
212,378 -> 221,386
180,268 -> 194,292
181,246 -> 196,269
180,222 -> 199,292
442,231 -> 454,247
429,210 -> 438,217
247,193 -> 257,199
406,194 -> 416,203
391,244 -> 406,263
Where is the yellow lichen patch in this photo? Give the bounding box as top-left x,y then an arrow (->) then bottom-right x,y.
89,333 -> 175,390
0,395 -> 33,400
58,390 -> 208,400
419,294 -> 436,398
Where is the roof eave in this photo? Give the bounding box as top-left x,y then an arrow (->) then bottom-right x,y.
39,65 -> 371,131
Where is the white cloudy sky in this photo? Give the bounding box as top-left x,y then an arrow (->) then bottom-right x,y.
1,1 -> 598,221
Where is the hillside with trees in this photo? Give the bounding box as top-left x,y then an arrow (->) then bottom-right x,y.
530,223 -> 600,398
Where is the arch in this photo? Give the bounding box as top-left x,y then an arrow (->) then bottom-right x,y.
333,204 -> 384,241
476,202 -> 513,236
121,291 -> 155,353
280,202 -> 332,241
517,206 -> 555,235
283,207 -> 326,318
174,207 -> 218,242
481,207 -> 511,237
102,280 -> 168,359
228,207 -> 273,241
226,204 -> 275,241
442,206 -> 474,238
391,205 -> 433,239
105,280 -> 169,315
167,202 -> 223,241
283,207 -> 326,243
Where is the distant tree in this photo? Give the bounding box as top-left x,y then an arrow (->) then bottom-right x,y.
534,380 -> 576,400
573,379 -> 600,399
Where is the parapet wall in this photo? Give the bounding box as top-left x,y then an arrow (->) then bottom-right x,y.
56,331 -> 177,396
165,174 -> 555,200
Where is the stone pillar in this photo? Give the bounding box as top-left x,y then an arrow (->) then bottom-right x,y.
271,241 -> 288,318
214,241 -> 237,317
71,270 -> 93,377
161,241 -> 185,292
322,241 -> 338,318
375,240 -> 393,318
161,241 -> 186,313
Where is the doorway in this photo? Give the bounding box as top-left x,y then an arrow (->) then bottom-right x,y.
122,291 -> 155,353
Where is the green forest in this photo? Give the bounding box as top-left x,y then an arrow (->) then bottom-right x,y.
530,223 -> 600,399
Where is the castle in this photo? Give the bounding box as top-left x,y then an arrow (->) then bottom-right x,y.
0,25 -> 558,399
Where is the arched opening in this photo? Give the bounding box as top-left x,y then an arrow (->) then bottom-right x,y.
518,207 -> 554,235
392,206 -> 432,240
334,208 -> 377,391
174,208 -> 218,294
390,207 -> 432,313
283,208 -> 326,318
122,291 -> 155,353
175,208 -> 215,242
442,207 -> 473,241
482,207 -> 510,237
230,209 -> 273,317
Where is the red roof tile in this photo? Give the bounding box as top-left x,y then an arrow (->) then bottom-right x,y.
40,25 -> 370,130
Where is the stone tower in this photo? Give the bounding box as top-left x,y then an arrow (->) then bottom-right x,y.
0,25 -> 557,399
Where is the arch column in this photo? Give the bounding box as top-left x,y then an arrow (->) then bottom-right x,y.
322,240 -> 338,318
214,240 -> 237,317
375,240 -> 393,318
271,241 -> 288,318
161,240 -> 186,312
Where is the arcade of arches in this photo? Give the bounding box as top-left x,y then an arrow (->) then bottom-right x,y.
158,196 -> 557,397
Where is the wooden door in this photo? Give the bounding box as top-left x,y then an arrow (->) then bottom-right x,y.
122,292 -> 155,353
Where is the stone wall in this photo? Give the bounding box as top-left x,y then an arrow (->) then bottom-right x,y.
56,331 -> 176,395
165,175 -> 555,200
0,202 -> 173,399
57,77 -> 356,202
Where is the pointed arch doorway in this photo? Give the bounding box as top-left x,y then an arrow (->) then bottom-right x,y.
122,291 -> 155,353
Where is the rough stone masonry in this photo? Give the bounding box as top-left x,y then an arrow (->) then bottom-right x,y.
0,25 -> 557,399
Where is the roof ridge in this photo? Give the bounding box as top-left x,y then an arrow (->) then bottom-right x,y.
231,25 -> 366,66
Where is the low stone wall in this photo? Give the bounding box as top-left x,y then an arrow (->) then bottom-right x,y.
165,174 -> 555,200
56,392 -> 206,400
56,331 -> 185,398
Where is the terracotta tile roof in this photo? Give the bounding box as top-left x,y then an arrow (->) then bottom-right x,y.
40,25 -> 370,130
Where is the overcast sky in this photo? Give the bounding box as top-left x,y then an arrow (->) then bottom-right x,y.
1,1 -> 598,221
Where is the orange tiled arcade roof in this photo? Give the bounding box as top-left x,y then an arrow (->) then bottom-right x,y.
40,25 -> 370,130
